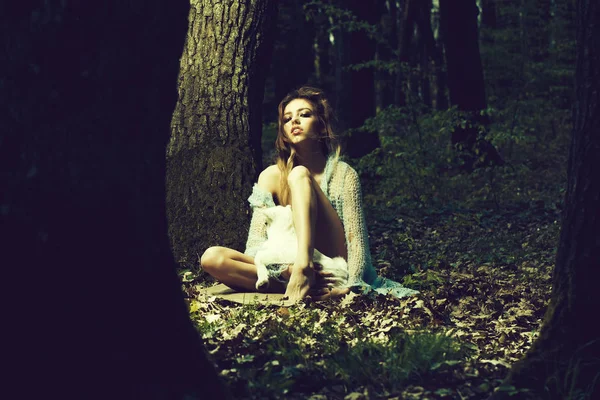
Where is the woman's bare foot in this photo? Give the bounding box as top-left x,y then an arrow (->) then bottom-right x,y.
284,262 -> 315,302
308,286 -> 350,301
305,264 -> 350,300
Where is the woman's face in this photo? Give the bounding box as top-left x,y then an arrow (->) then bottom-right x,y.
282,98 -> 322,145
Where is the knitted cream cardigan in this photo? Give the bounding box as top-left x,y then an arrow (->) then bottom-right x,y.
244,156 -> 418,298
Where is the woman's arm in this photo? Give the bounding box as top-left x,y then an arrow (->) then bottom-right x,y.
244,205 -> 268,257
340,166 -> 376,287
244,167 -> 279,256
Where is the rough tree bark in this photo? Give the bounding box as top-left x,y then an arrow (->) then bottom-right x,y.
2,1 -> 227,398
493,0 -> 600,398
167,0 -> 277,267
439,0 -> 504,170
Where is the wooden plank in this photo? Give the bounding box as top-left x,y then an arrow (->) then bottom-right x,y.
198,283 -> 287,305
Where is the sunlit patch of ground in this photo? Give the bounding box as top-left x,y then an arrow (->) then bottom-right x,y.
181,204 -> 555,399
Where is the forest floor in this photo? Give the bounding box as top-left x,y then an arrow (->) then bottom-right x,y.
181,196 -> 560,399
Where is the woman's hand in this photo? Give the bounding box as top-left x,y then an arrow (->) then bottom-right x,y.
313,263 -> 347,287
308,263 -> 350,300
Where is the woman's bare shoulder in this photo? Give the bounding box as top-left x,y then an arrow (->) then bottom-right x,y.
257,165 -> 281,193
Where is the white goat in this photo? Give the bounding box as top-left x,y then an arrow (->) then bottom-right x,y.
254,205 -> 349,291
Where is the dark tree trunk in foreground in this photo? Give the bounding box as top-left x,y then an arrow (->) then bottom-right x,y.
493,0 -> 600,398
1,1 -> 227,398
167,0 -> 277,267
439,0 -> 504,170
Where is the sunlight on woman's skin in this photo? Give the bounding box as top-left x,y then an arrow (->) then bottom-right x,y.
284,263 -> 315,302
284,163 -> 319,301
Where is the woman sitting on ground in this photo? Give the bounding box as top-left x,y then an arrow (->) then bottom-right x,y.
201,86 -> 417,302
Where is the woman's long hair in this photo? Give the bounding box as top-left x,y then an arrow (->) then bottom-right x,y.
275,86 -> 341,206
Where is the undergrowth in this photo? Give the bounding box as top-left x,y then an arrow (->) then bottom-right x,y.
354,100 -> 569,212
188,295 -> 478,398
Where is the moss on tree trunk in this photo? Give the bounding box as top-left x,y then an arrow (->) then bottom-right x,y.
167,0 -> 277,267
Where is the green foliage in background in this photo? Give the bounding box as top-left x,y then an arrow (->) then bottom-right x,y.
354,96 -> 569,212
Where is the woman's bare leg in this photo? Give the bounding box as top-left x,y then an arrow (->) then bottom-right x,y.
200,246 -> 288,292
285,166 -> 317,301
285,165 -> 349,301
312,177 -> 347,260
309,178 -> 350,299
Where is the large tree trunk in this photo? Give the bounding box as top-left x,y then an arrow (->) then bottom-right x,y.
493,0 -> 600,398
439,0 -> 504,170
2,1 -> 227,397
167,0 -> 277,267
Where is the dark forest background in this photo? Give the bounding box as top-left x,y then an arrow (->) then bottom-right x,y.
259,0 -> 573,214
